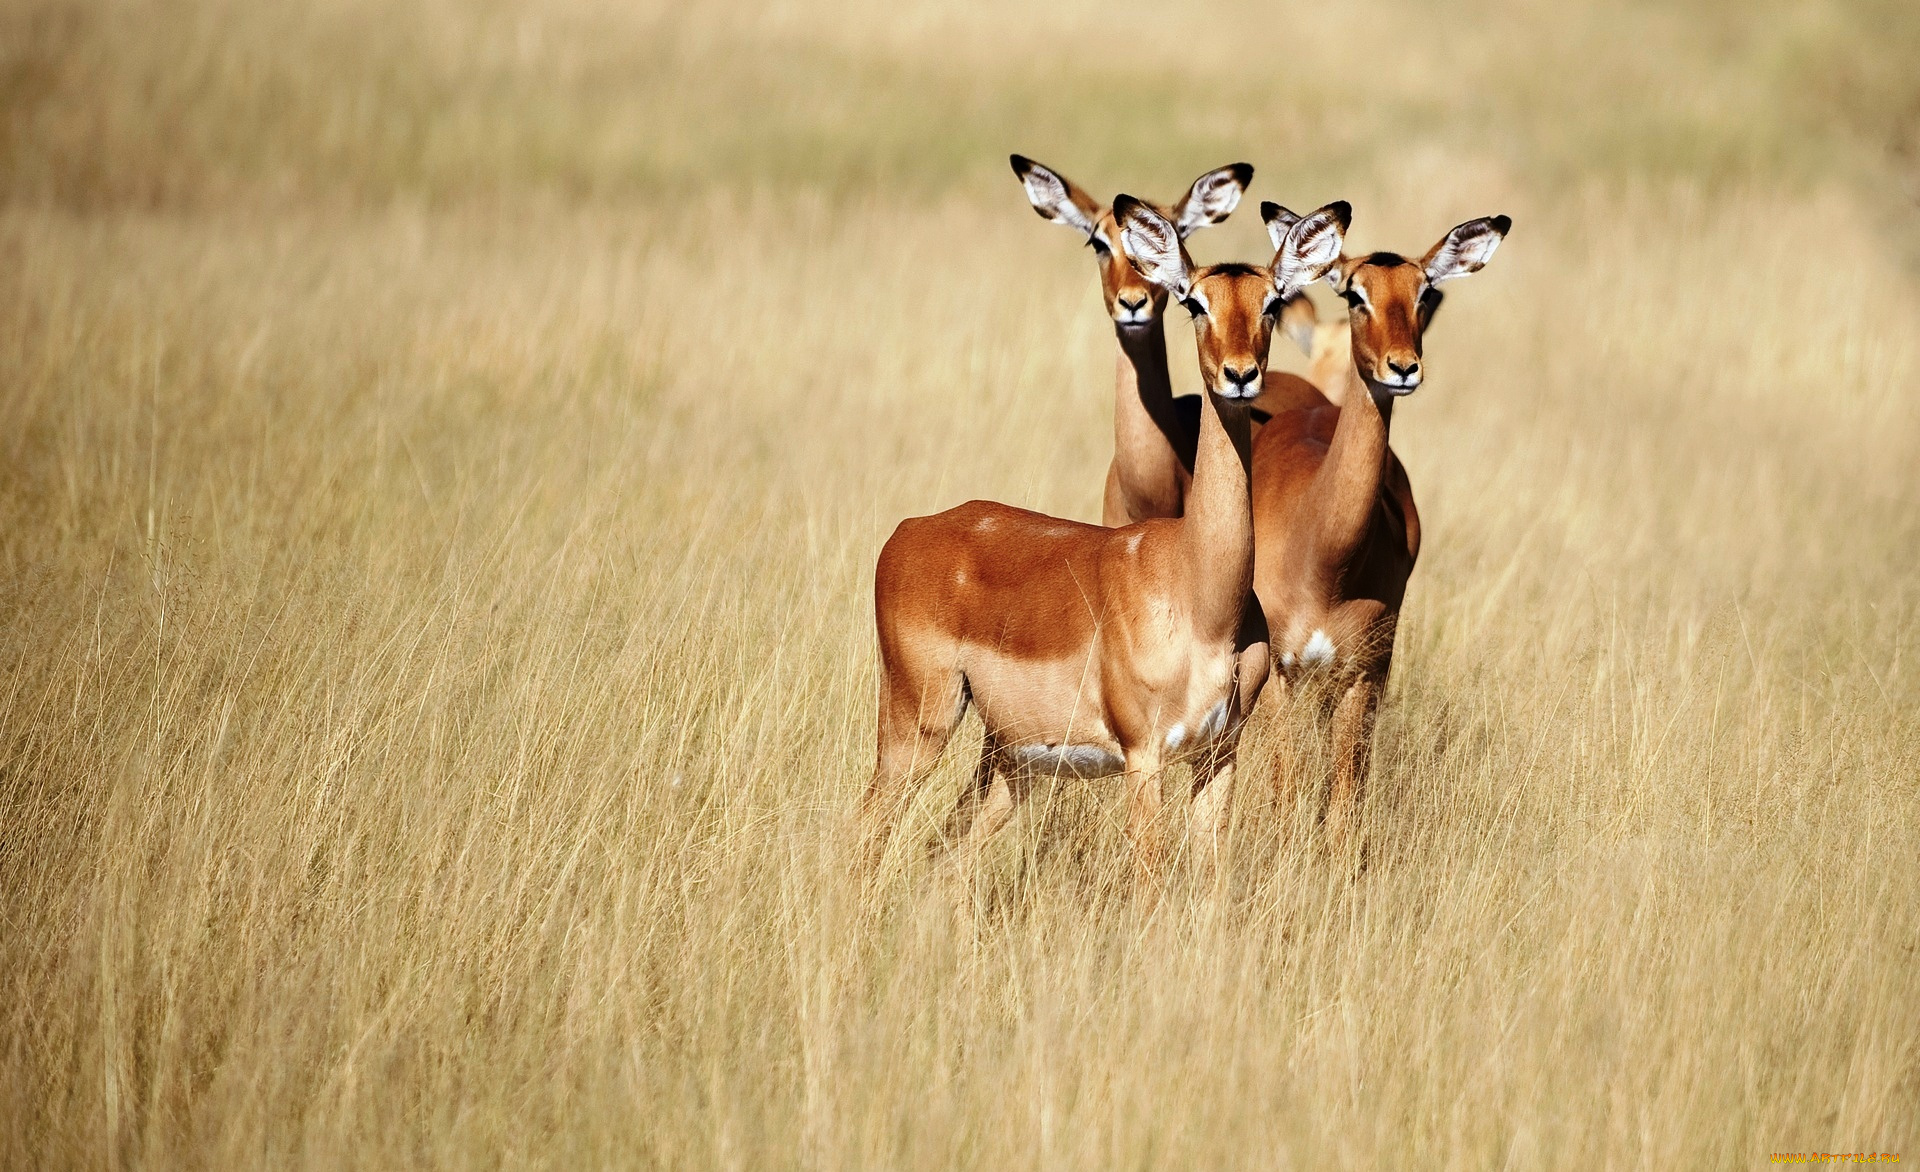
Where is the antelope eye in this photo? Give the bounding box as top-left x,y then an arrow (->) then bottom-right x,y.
1089,237 -> 1112,257
1182,297 -> 1206,317
1341,287 -> 1369,311
1262,297 -> 1282,316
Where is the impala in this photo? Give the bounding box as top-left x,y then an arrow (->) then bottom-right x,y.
1012,155 -> 1324,525
863,199 -> 1352,889
1248,204 -> 1510,853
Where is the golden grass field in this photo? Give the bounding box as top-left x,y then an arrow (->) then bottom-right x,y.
3,0 -> 1919,1166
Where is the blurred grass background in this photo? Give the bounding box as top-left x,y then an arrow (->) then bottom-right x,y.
4,0 -> 1920,208
2,0 -> 1918,1167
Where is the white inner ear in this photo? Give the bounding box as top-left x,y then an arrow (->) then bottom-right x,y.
1121,215 -> 1190,299
1021,168 -> 1095,236
1263,209 -> 1299,252
1176,170 -> 1246,237
1426,224 -> 1503,283
1274,212 -> 1345,294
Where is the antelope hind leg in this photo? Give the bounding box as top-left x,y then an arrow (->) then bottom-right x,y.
1323,675 -> 1380,858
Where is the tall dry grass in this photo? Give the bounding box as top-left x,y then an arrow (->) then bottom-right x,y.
2,0 -> 1918,1167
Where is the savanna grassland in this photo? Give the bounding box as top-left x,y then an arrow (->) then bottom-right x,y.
3,0 -> 1919,1167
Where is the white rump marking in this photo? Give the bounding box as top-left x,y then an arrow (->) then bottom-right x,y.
1301,630 -> 1336,666
1165,722 -> 1187,751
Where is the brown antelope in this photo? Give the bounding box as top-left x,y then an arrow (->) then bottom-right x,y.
863,199 -> 1352,889
1247,204 -> 1510,852
1011,155 -> 1324,525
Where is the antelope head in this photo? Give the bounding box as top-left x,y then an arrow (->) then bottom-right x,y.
1118,197 -> 1351,401
1012,155 -> 1254,330
1266,206 -> 1510,396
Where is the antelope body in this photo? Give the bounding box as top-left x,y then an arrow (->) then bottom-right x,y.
1248,206 -> 1511,851
864,200 -> 1352,887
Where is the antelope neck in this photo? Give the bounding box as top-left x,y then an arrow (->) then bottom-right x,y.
1368,383 -> 1396,434
1307,352 -> 1396,574
1113,318 -> 1189,491
1178,387 -> 1255,643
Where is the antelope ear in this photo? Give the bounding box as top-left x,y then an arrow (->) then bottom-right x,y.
1172,162 -> 1253,238
1260,201 -> 1301,252
1273,200 -> 1351,295
1277,292 -> 1318,355
1324,254 -> 1362,293
1422,214 -> 1511,284
1115,195 -> 1194,301
1010,154 -> 1102,238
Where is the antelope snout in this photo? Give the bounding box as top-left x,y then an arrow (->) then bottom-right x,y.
1114,293 -> 1152,325
1220,364 -> 1263,400
1378,356 -> 1422,393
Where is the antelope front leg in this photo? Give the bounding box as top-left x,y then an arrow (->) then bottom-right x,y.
1123,749 -> 1167,899
1323,675 -> 1380,857
1189,640 -> 1269,885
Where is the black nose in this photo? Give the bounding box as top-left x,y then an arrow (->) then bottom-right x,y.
1224,365 -> 1258,387
1117,295 -> 1148,313
1387,359 -> 1420,379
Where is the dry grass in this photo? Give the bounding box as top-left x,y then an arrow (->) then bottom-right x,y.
3,0 -> 1919,1167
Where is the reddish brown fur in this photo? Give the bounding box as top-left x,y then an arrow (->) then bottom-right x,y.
1248,214 -> 1509,855
864,199 -> 1352,891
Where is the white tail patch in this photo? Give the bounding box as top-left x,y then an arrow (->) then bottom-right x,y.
1301,629 -> 1336,666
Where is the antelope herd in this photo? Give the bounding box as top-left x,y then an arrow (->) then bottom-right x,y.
862,156 -> 1509,890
